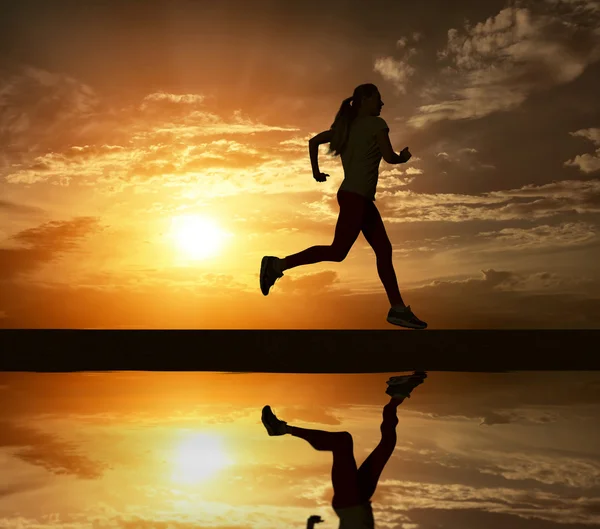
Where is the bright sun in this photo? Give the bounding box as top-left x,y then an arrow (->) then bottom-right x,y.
171,433 -> 233,484
170,215 -> 230,260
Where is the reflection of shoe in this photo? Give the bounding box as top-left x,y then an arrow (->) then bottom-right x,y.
261,405 -> 288,436
260,256 -> 284,296
387,305 -> 427,329
386,371 -> 427,399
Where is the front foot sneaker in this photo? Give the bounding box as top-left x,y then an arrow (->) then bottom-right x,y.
386,371 -> 427,399
260,256 -> 284,296
261,405 -> 288,436
387,305 -> 427,329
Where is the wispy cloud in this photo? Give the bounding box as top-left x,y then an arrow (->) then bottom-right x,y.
565,128 -> 600,173
408,1 -> 600,127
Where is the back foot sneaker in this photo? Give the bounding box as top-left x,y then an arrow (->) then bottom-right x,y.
260,256 -> 284,296
261,405 -> 288,436
386,371 -> 427,399
387,305 -> 427,329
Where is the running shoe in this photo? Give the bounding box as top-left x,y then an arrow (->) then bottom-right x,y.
261,405 -> 288,436
386,371 -> 427,399
387,305 -> 427,329
260,256 -> 284,296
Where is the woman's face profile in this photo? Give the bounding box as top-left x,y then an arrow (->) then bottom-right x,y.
361,92 -> 384,116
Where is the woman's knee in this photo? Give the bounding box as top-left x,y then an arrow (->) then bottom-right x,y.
336,431 -> 354,448
374,241 -> 393,260
380,417 -> 398,439
329,244 -> 352,262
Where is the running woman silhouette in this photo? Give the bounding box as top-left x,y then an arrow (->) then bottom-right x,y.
260,83 -> 427,329
261,371 -> 427,529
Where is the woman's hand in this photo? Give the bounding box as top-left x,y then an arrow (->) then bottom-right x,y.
313,172 -> 330,183
399,147 -> 412,163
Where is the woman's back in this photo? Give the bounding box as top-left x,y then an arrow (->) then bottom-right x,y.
340,115 -> 390,202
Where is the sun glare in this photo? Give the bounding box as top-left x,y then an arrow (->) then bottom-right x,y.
171,432 -> 233,484
170,215 -> 230,260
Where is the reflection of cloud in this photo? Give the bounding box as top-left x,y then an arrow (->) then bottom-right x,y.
409,2 -> 600,127
0,422 -> 106,479
379,480 -> 600,525
277,406 -> 343,426
475,449 -> 600,488
0,371 -> 599,528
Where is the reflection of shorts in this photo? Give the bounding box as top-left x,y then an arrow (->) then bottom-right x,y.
333,501 -> 375,529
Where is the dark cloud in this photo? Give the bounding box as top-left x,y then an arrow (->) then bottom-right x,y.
0,421 -> 107,479
1,265 -> 600,330
0,65 -> 105,164
391,507 -> 599,529
408,1 -> 600,127
0,199 -> 44,215
0,216 -> 103,279
0,479 -> 46,500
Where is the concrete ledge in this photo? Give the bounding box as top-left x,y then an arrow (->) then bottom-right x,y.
0,330 -> 598,372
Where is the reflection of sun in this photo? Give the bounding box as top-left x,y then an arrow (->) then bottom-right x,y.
170,215 -> 230,260
171,433 -> 233,484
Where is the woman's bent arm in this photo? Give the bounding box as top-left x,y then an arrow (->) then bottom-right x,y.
309,141 -> 321,175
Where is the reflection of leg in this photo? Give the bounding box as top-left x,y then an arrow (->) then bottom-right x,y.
357,397 -> 403,502
288,426 -> 361,509
361,203 -> 404,307
281,191 -> 366,271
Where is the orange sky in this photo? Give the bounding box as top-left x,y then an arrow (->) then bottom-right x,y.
1,371 -> 600,529
1,0 -> 600,328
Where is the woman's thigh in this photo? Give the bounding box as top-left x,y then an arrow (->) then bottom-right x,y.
332,191 -> 369,252
361,202 -> 392,255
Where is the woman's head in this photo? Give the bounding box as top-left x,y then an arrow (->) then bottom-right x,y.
328,83 -> 383,157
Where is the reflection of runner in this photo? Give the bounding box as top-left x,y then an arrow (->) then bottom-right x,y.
260,83 -> 427,330
262,371 -> 428,529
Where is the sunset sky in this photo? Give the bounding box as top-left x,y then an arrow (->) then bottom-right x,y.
1,371 -> 599,529
2,0 -> 600,328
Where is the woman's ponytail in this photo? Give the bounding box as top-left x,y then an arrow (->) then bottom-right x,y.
328,84 -> 378,157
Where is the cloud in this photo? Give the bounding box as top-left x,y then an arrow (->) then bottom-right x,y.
374,43 -> 418,95
0,200 -> 44,215
140,91 -> 208,111
475,222 -> 597,252
565,127 -> 600,173
0,217 -> 103,279
408,2 -> 600,128
418,267 -> 588,294
379,178 -> 600,223
0,65 -> 102,163
277,270 -> 342,296
1,65 -> 305,197
432,146 -> 495,173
